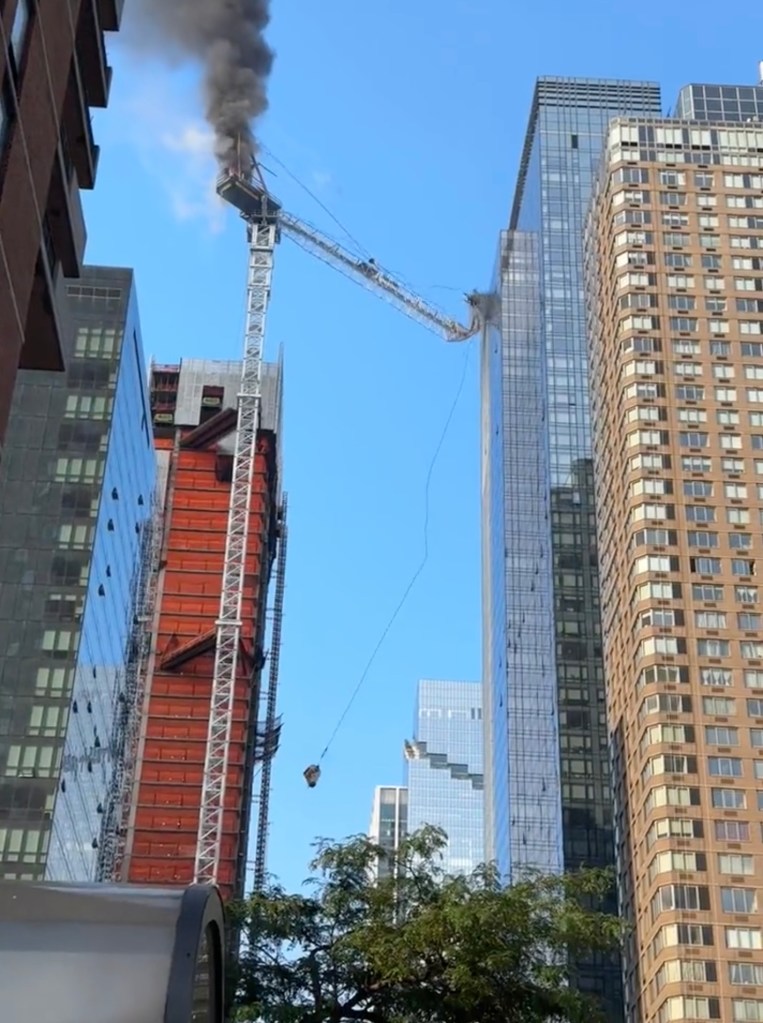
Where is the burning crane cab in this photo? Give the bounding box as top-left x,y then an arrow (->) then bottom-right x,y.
217,163 -> 282,228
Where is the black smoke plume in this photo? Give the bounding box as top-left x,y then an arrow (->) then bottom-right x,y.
131,0 -> 273,167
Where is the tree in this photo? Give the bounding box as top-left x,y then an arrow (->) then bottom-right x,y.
231,826 -> 623,1023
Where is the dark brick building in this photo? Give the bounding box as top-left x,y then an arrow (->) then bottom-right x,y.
0,0 -> 123,452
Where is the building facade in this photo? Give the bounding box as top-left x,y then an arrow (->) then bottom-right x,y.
368,785 -> 408,881
0,0 -> 123,449
0,266 -> 155,881
587,89 -> 763,1023
121,358 -> 285,901
404,679 -> 483,875
482,77 -> 664,1015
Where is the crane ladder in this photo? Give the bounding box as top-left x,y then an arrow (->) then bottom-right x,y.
194,215 -> 278,885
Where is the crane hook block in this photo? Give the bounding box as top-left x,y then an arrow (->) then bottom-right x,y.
303,765 -> 321,788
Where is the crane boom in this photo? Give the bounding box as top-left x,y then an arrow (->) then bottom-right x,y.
279,212 -> 480,342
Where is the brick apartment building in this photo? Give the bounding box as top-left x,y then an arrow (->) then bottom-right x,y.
0,0 -> 122,449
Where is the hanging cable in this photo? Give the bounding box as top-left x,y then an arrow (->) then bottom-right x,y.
260,145 -> 370,259
315,344 -> 474,765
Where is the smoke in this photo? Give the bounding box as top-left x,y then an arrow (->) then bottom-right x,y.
129,0 -> 273,167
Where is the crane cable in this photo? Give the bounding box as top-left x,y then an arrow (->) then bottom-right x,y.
317,343 -> 474,765
259,144 -> 371,259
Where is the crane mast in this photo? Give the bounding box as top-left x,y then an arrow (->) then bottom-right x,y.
194,172 -> 281,885
197,164 -> 479,885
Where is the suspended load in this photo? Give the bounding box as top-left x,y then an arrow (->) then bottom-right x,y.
303,764 -> 321,788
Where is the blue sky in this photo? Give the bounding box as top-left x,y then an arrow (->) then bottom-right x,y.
85,1 -> 763,892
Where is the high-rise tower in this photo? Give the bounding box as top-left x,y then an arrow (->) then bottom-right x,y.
0,267 -> 155,881
482,76 -> 663,1015
586,80 -> 763,1023
119,358 -> 285,901
0,0 -> 124,449
404,679 -> 483,875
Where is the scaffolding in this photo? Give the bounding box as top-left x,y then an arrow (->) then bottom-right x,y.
252,494 -> 288,891
96,485 -> 164,882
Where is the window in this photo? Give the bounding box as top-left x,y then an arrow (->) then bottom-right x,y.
720,434 -> 743,450
733,559 -> 756,576
659,995 -> 721,1022
715,820 -> 749,840
739,613 -> 762,631
723,457 -> 745,473
746,670 -> 763,689
643,754 -> 695,780
685,481 -> 713,497
708,757 -> 742,777
687,531 -> 718,547
728,508 -> 751,525
736,586 -> 758,603
705,726 -> 738,745
741,641 -> 763,659
640,637 -> 681,658
716,386 -> 738,402
730,534 -> 753,550
725,482 -> 748,499
665,251 -> 692,267
686,506 -> 716,523
680,431 -> 709,447
719,853 -> 754,875
647,817 -> 700,847
678,406 -> 706,423
722,888 -> 756,913
748,699 -> 763,717
726,927 -> 762,950
693,583 -> 723,601
651,852 -> 705,879
701,668 -> 733,687
696,611 -> 726,628
634,554 -> 673,574
730,963 -> 763,985
638,581 -> 677,601
718,409 -> 740,425
712,788 -> 746,809
652,923 -> 714,952
640,608 -> 678,628
682,456 -> 712,472
645,786 -> 700,812
641,693 -> 690,717
691,557 -> 722,574
652,885 -> 709,918
750,729 -> 763,748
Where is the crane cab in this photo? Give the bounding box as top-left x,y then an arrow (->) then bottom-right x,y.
217,169 -> 282,226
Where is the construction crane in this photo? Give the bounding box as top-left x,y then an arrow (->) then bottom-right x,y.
193,158 -> 483,886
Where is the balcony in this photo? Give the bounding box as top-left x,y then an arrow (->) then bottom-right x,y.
18,249 -> 67,373
76,0 -> 112,109
64,58 -> 100,190
46,147 -> 87,279
97,0 -> 124,32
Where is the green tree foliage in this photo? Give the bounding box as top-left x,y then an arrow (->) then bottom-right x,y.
230,826 -> 622,1023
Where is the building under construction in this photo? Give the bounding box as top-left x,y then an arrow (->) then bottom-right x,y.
116,358 -> 285,901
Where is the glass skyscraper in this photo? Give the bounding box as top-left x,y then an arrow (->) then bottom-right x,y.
0,266 -> 155,881
405,679 -> 483,875
368,785 -> 408,880
482,77 -> 663,1014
